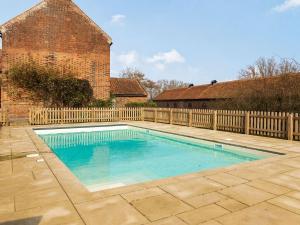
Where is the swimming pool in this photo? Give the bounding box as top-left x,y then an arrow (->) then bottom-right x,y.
36,125 -> 274,191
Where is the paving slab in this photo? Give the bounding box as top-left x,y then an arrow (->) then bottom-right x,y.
216,199 -> 247,212
184,192 -> 228,208
178,204 -> 229,225
122,187 -> 166,203
216,202 -> 300,225
206,173 -> 248,186
76,195 -> 148,225
131,193 -> 192,221
219,184 -> 275,206
0,201 -> 82,225
265,174 -> 300,191
268,195 -> 300,215
161,177 -> 225,200
147,216 -> 187,225
15,187 -> 69,211
246,179 -> 291,195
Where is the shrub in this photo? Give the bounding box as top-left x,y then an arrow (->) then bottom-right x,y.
8,62 -> 93,107
125,101 -> 157,108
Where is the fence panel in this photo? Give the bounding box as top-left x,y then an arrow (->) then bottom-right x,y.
144,108 -> 155,122
156,108 -> 171,124
29,108 -> 142,125
191,109 -> 214,129
172,109 -> 189,126
249,111 -> 288,139
217,110 -> 245,133
294,113 -> 300,141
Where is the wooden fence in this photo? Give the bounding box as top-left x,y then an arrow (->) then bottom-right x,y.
29,108 -> 143,125
29,107 -> 300,141
0,109 -> 8,126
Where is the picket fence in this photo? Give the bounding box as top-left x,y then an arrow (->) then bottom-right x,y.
29,107 -> 300,141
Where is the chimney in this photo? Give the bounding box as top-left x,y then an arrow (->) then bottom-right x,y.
211,80 -> 217,85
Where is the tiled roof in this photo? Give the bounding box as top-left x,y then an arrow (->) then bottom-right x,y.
154,74 -> 300,101
110,78 -> 147,97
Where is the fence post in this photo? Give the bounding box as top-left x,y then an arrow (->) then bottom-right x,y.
170,109 -> 173,124
188,110 -> 192,127
213,111 -> 217,130
154,109 -> 158,123
28,108 -> 32,125
141,108 -> 145,121
288,113 -> 294,141
245,111 -> 250,135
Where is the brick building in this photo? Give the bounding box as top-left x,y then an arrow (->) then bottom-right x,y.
154,75 -> 300,109
0,0 -> 145,120
110,78 -> 148,107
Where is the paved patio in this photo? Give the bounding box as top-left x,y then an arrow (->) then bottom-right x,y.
1,122 -> 300,225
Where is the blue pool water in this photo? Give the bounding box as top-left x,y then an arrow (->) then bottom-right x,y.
37,126 -> 272,191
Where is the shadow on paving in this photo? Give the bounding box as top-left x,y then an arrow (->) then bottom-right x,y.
0,217 -> 42,225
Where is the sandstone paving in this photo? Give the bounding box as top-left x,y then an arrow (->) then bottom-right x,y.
178,204 -> 229,225
268,195 -> 300,215
131,193 -> 192,221
219,184 -> 275,206
198,220 -> 223,225
286,191 -> 300,200
75,195 -> 149,225
0,196 -> 14,215
206,172 -> 248,187
216,199 -> 247,212
15,187 -> 69,211
265,174 -> 300,191
2,123 -> 300,224
227,168 -> 267,180
0,200 -> 82,225
122,187 -> 166,203
246,179 -> 291,195
284,168 -> 300,179
0,160 -> 12,178
184,192 -> 228,208
146,216 -> 187,225
216,202 -> 300,225
160,177 -> 225,200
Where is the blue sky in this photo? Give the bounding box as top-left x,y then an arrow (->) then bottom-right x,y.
1,0 -> 300,84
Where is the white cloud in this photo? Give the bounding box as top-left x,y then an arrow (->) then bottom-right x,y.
147,49 -> 185,70
118,51 -> 138,67
111,14 -> 126,25
273,0 -> 300,12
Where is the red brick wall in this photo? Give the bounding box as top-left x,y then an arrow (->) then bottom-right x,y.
1,0 -> 111,118
115,96 -> 148,107
0,49 -> 2,73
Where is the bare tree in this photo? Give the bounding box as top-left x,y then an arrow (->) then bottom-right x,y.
119,67 -> 189,99
156,79 -> 189,92
120,68 -> 147,83
239,57 -> 300,79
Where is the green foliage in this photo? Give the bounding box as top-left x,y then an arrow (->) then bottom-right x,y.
125,101 -> 157,108
8,63 -> 93,107
89,95 -> 115,108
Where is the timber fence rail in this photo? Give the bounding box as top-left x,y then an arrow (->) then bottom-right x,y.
29,107 -> 300,141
